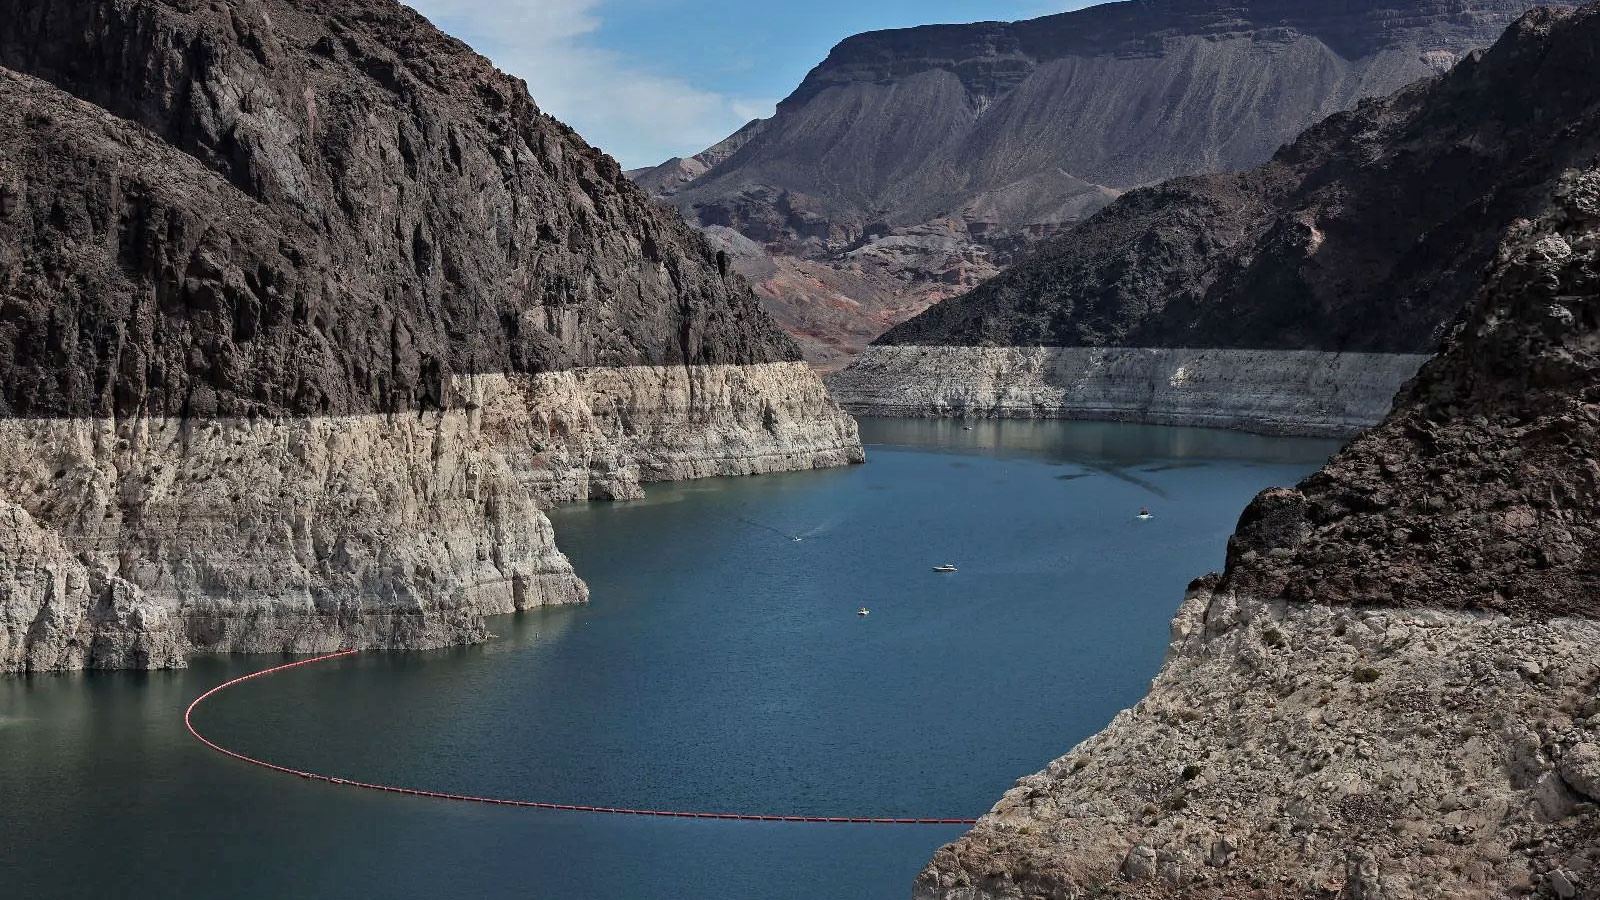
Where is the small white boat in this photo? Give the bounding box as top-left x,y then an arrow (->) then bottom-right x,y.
1137,507 -> 1154,521
933,565 -> 958,573
857,607 -> 871,617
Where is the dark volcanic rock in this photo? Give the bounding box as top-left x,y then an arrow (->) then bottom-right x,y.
879,4 -> 1600,355
644,0 -> 1574,363
0,0 -> 862,673
0,0 -> 796,421
912,152 -> 1600,900
908,13 -> 1600,896
1223,166 -> 1600,619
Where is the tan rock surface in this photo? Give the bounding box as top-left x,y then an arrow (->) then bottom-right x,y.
915,101 -> 1600,900
828,347 -> 1429,438
918,588 -> 1600,900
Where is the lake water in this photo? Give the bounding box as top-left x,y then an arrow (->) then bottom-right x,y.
0,419 -> 1337,899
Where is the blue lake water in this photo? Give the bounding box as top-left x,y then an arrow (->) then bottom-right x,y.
0,419 -> 1338,899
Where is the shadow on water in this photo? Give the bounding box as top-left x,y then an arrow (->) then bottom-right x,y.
1141,461 -> 1212,473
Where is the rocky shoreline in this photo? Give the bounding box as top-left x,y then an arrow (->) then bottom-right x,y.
0,0 -> 866,674
828,347 -> 1429,438
913,144 -> 1600,898
510,363 -> 864,503
0,364 -> 860,674
917,585 -> 1600,899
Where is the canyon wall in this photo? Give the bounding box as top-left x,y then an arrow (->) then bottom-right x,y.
915,126 -> 1600,899
828,348 -> 1430,438
637,0 -> 1573,365
0,0 -> 861,673
846,3 -> 1600,430
0,366 -> 859,672
509,364 -> 862,504
919,589 -> 1600,899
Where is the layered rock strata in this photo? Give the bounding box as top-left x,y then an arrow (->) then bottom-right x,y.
919,590 -> 1600,899
854,3 -> 1600,427
915,141 -> 1600,899
479,365 -> 864,505
0,0 -> 862,673
828,348 -> 1430,438
642,0 -> 1573,363
0,365 -> 860,672
0,399 -> 573,672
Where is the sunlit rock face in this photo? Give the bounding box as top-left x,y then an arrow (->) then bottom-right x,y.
828,348 -> 1431,438
840,2 -> 1600,435
914,47 -> 1600,895
636,0 -> 1576,365
0,0 -> 861,672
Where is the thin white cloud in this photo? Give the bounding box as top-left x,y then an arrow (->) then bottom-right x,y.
729,98 -> 779,124
406,0 -> 772,169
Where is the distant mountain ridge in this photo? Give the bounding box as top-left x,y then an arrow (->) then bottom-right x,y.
873,2 -> 1600,354
627,118 -> 766,200
633,0 -> 1577,367
915,8 -> 1600,894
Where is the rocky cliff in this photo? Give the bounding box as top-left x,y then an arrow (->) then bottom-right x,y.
641,0 -> 1572,366
0,0 -> 862,673
838,2 -> 1600,433
914,138 -> 1600,900
827,347 -> 1431,438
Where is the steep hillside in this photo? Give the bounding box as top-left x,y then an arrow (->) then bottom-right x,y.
917,132 -> 1600,900
642,0 -> 1572,364
876,3 -> 1600,354
0,0 -> 862,673
837,3 -> 1600,435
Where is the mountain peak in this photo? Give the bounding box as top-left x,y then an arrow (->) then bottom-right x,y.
633,0 -> 1576,367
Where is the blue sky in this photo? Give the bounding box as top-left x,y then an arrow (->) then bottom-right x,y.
408,1 -> 1096,169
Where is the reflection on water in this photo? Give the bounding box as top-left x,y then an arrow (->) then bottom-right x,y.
858,418 -> 1339,502
860,417 -> 1342,466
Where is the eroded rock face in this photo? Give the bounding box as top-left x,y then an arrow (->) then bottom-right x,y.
0,0 -> 798,421
481,365 -> 867,505
914,135 -> 1600,900
1224,167 -> 1600,620
1,502 -> 184,671
641,0 -> 1574,363
0,410 -> 559,672
0,0 -> 862,672
0,362 -> 863,672
918,588 -> 1600,900
826,347 -> 1430,438
877,4 -> 1600,357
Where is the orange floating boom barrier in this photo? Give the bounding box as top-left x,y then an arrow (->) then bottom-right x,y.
185,651 -> 978,826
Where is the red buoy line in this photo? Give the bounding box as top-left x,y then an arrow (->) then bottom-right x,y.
185,651 -> 978,826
